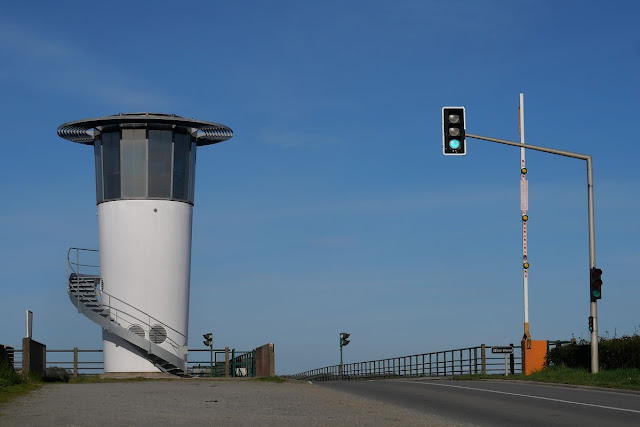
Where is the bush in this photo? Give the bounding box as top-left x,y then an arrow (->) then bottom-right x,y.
547,334 -> 640,369
44,367 -> 71,382
599,334 -> 640,369
0,359 -> 23,387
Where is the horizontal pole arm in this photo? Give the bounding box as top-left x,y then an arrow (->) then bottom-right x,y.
466,133 -> 590,161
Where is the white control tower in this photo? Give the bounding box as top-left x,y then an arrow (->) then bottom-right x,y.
58,113 -> 232,374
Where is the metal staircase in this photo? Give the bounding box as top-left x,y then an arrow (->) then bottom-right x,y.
67,248 -> 189,376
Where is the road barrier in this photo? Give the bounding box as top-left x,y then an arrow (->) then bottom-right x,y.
291,344 -> 521,381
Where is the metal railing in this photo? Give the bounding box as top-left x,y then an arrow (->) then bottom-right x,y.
7,348 -> 102,376
188,348 -> 229,377
291,344 -> 521,381
46,349 -> 103,376
188,348 -> 256,377
8,347 -> 257,377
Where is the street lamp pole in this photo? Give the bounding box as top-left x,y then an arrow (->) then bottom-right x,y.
465,133 -> 599,373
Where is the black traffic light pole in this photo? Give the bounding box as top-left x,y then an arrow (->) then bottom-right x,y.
465,132 -> 600,373
203,333 -> 213,377
339,332 -> 350,377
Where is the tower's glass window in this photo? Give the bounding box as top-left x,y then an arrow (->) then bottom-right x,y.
121,129 -> 148,198
94,140 -> 103,203
173,134 -> 191,201
102,131 -> 121,200
95,127 -> 196,204
189,141 -> 197,203
148,130 -> 172,198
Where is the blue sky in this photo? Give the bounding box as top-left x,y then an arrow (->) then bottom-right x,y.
1,1 -> 639,375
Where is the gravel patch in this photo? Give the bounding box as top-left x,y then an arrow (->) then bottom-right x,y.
0,379 -> 463,426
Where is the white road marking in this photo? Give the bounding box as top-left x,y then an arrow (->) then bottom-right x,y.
399,381 -> 640,414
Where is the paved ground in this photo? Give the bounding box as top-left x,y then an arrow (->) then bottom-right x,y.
0,379 -> 464,426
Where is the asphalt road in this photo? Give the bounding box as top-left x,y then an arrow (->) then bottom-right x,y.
317,378 -> 640,426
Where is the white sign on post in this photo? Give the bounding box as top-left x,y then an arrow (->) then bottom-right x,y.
26,310 -> 33,338
520,179 -> 529,212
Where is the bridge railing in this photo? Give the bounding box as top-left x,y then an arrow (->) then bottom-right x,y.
291,344 -> 521,381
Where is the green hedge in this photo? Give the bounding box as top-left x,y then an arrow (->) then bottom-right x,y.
0,359 -> 23,387
547,334 -> 640,370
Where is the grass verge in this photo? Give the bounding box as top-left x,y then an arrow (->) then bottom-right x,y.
69,375 -> 175,383
0,361 -> 43,405
255,376 -> 286,383
454,366 -> 640,391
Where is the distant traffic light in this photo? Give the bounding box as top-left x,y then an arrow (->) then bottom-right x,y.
590,268 -> 603,302
340,332 -> 350,347
442,107 -> 466,156
203,333 -> 213,347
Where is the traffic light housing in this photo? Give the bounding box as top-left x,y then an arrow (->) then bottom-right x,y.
442,107 -> 466,155
203,333 -> 213,347
590,268 -> 602,302
340,332 -> 350,347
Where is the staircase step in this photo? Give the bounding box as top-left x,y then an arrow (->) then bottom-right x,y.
68,272 -> 187,377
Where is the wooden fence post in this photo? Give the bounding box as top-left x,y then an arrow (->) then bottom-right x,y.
73,347 -> 78,378
224,347 -> 230,377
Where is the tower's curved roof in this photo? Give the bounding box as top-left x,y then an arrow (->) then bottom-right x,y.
57,112 -> 233,146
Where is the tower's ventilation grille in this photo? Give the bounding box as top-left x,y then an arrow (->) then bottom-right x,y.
57,126 -> 93,143
198,127 -> 234,141
128,324 -> 145,338
150,325 -> 167,344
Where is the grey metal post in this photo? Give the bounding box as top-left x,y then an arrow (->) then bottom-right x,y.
587,158 -> 598,373
209,339 -> 213,378
466,134 -> 599,373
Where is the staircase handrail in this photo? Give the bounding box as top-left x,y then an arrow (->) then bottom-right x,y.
66,247 -> 187,348
67,247 -> 100,271
98,289 -> 187,346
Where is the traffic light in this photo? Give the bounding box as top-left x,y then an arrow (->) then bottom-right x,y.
340,332 -> 350,347
590,268 -> 603,302
588,316 -> 594,332
203,333 -> 213,347
442,107 -> 466,155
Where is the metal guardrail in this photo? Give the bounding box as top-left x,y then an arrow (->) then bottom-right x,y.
291,344 -> 522,381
